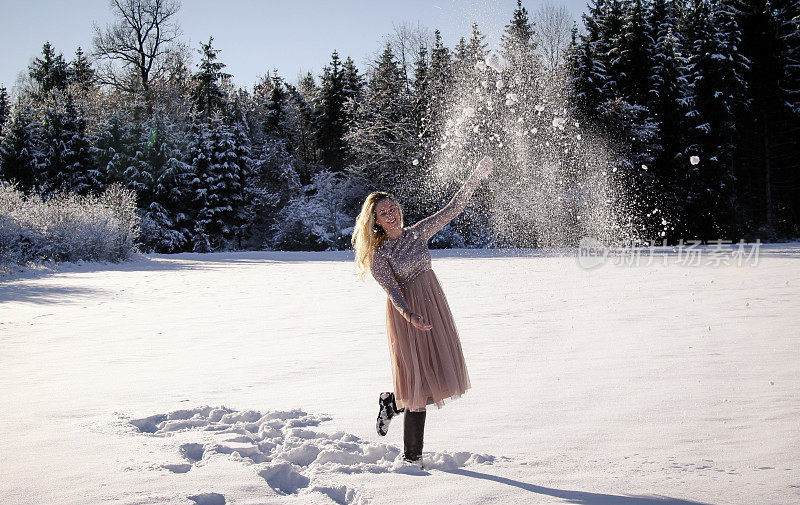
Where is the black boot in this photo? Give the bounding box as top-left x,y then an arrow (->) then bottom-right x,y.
403,410 -> 426,465
377,392 -> 404,436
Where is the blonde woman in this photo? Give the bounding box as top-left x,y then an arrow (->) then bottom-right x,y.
351,156 -> 493,466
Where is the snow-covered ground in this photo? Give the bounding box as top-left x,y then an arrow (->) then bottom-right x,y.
1,244 -> 798,505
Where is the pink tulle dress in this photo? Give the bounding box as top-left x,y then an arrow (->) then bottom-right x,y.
370,180 -> 477,412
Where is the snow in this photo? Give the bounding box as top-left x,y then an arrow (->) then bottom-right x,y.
485,53 -> 504,73
2,246 -> 799,504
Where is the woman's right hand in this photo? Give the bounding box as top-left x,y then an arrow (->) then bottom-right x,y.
471,155 -> 494,181
409,313 -> 433,331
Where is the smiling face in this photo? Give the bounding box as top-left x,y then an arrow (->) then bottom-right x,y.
374,198 -> 402,234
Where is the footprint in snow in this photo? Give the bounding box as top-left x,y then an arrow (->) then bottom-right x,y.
129,405 -> 495,505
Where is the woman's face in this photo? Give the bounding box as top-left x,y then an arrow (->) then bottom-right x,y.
374,198 -> 401,233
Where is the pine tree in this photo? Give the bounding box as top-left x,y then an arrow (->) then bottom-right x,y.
452,36 -> 471,77
570,0 -> 611,116
186,119 -> 212,251
70,47 -> 95,91
0,86 -> 9,132
342,56 -> 364,103
39,97 -> 103,196
184,115 -> 248,251
317,51 -> 347,170
773,0 -> 800,234
244,138 -> 303,248
155,131 -> 194,252
229,118 -> 252,247
647,0 -> 690,222
614,0 -> 654,107
429,30 -> 452,96
94,112 -> 134,186
596,0 -> 627,101
0,104 -> 40,192
28,42 -> 69,97
119,115 -> 191,253
264,73 -> 289,138
680,0 -> 749,238
205,118 -> 245,248
425,30 -> 453,133
292,72 -> 320,170
191,36 -> 231,119
346,43 -> 415,192
413,43 -> 429,109
501,0 -> 540,71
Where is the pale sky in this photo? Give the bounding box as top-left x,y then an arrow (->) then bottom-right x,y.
1,0 -> 588,94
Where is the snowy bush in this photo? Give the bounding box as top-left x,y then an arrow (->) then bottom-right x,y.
272,170 -> 354,251
0,182 -> 139,271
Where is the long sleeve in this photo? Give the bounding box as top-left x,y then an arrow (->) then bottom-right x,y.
413,176 -> 480,241
370,250 -> 412,320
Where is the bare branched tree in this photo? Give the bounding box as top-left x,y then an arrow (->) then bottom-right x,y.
533,1 -> 573,72
368,22 -> 432,87
92,0 -> 182,96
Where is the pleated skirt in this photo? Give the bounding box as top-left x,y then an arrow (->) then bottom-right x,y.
385,268 -> 471,412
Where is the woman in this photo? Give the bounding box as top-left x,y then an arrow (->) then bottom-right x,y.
351,156 -> 493,466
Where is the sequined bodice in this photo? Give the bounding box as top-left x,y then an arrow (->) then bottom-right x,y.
376,228 -> 432,285
368,178 -> 478,319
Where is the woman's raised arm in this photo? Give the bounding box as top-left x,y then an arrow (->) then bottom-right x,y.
414,156 -> 493,242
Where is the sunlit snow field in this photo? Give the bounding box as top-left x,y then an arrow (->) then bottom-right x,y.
1,244 -> 798,505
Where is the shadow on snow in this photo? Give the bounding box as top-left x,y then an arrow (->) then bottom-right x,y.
443,468 -> 714,505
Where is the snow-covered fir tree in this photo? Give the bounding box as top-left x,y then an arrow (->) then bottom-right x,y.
191,36 -> 231,119
501,0 -> 540,72
264,74 -> 291,140
317,51 -> 348,171
0,86 -> 9,132
346,43 -> 416,194
0,103 -> 40,192
570,0 -> 611,116
70,47 -> 95,91
614,0 -> 654,107
342,56 -> 364,105
28,42 -> 70,98
185,116 -> 248,251
646,0 -> 690,229
680,0 -> 749,238
292,72 -> 321,170
39,96 -> 104,197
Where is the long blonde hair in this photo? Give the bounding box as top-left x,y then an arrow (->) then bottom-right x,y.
352,191 -> 404,280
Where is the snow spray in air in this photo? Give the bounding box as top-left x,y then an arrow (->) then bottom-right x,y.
419,44 -> 652,249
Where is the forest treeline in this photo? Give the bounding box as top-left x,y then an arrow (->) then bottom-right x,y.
0,0 -> 797,258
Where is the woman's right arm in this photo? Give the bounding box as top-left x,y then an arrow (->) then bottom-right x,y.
370,251 -> 413,321
370,251 -> 433,331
